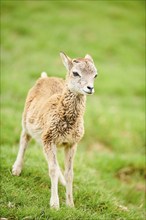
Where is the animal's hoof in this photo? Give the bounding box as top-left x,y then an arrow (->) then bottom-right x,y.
12,163 -> 22,176
66,200 -> 74,208
50,197 -> 59,209
50,204 -> 60,210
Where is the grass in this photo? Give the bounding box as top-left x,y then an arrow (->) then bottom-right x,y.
0,0 -> 145,219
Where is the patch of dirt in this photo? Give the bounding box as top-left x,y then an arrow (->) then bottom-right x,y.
135,183 -> 146,192
115,166 -> 146,192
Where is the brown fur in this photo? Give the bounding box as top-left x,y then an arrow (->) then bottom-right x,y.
23,77 -> 85,147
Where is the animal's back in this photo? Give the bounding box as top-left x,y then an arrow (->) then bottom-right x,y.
29,76 -> 65,99
23,76 -> 65,131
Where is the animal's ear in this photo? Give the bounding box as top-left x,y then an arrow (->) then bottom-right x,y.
60,52 -> 72,71
85,54 -> 94,63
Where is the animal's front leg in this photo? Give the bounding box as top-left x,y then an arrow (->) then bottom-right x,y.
64,144 -> 77,207
44,143 -> 59,209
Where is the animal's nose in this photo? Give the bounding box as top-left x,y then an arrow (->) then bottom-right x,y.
87,86 -> 94,92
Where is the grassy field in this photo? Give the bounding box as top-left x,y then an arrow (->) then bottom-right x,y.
1,1 -> 145,219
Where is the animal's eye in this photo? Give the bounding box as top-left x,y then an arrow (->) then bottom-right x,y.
94,74 -> 98,78
73,72 -> 81,77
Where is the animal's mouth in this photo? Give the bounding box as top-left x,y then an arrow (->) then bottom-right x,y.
83,90 -> 94,95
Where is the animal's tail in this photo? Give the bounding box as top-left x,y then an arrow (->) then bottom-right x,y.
41,72 -> 48,78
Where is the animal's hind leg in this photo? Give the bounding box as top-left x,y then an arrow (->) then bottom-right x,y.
12,129 -> 31,176
58,167 -> 66,186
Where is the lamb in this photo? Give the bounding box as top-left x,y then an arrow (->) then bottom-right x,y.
12,52 -> 98,209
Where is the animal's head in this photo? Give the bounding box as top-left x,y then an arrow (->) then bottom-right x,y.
60,52 -> 98,95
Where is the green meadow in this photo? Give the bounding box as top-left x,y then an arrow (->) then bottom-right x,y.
1,1 -> 145,219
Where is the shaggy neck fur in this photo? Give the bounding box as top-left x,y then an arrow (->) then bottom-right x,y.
58,85 -> 86,125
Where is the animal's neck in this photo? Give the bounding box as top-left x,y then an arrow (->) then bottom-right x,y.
59,86 -> 86,119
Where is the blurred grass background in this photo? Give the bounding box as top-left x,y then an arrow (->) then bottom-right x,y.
0,1 -> 145,219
